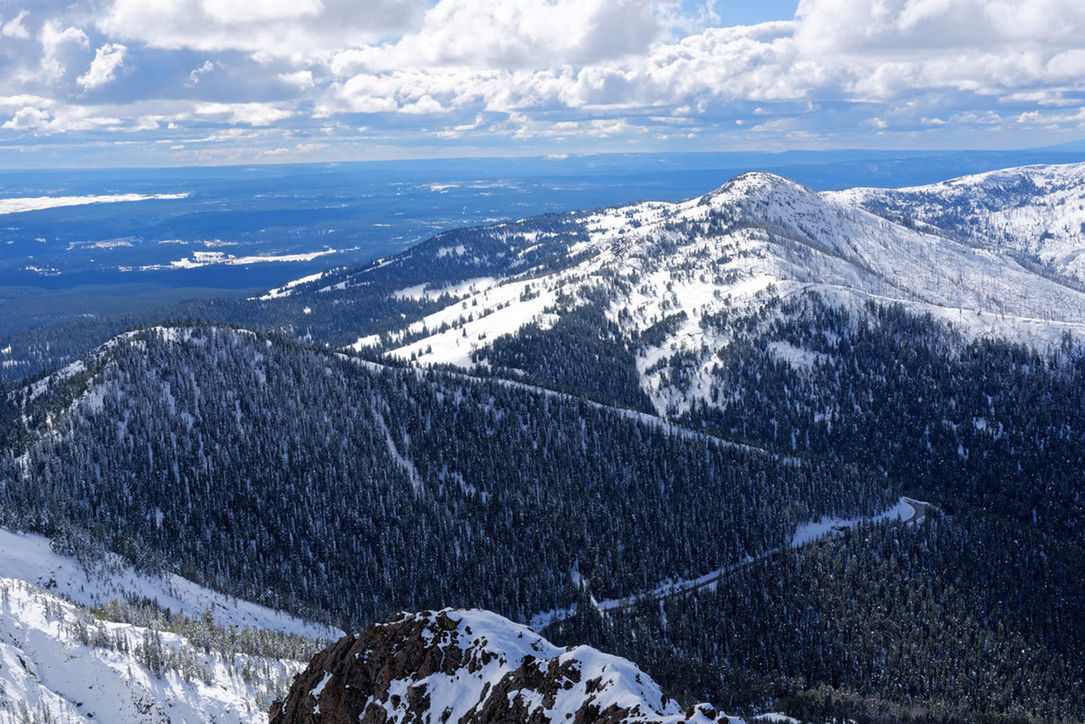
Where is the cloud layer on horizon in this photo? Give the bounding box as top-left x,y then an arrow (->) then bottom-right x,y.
1,0 -> 1085,165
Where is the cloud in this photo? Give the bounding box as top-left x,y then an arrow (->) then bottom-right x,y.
97,0 -> 429,56
199,0 -> 324,24
2,10 -> 30,39
77,43 -> 127,90
40,21 -> 89,81
795,0 -> 1085,54
787,0 -> 1085,100
185,60 -> 216,86
5,0 -> 1085,162
400,94 -> 445,114
362,0 -> 665,71
0,94 -> 55,111
194,101 -> 294,125
2,105 -> 51,129
279,70 -> 314,89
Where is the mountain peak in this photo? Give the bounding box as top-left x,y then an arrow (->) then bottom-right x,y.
701,170 -> 811,204
271,608 -> 731,723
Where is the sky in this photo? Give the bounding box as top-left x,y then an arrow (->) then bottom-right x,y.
1,0 -> 1084,167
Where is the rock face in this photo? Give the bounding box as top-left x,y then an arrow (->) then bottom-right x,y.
270,609 -> 730,723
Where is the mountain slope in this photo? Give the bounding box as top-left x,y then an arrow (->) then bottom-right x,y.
0,577 -> 306,723
4,165 -> 1085,722
0,525 -> 340,641
829,162 -> 1085,284
294,171 -> 1085,416
6,163 -> 1085,392
2,324 -> 893,629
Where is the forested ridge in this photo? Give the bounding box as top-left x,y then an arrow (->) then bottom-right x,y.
0,324 -> 891,629
516,294 -> 1085,722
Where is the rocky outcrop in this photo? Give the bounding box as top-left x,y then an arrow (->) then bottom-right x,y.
270,609 -> 731,723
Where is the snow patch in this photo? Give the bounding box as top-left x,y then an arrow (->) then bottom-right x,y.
259,271 -> 328,300
0,193 -> 188,216
790,497 -> 916,547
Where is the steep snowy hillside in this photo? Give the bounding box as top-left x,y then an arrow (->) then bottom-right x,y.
0,577 -> 305,723
316,171 -> 1085,415
0,526 -> 340,641
271,608 -> 740,723
829,162 -> 1085,284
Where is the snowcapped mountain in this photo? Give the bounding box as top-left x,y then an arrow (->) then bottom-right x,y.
829,162 -> 1085,284
1,163 -> 1083,722
280,169 -> 1085,416
271,608 -> 743,724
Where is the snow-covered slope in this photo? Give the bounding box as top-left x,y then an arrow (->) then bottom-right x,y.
272,608 -> 740,723
0,526 -> 341,641
0,522 -> 337,721
335,170 -> 1085,414
0,577 -> 303,723
829,162 -> 1085,284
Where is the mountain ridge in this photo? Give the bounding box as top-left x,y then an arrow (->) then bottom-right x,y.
829,161 -> 1085,283
289,164 -> 1085,417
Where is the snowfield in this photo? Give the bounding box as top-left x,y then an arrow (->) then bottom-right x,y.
258,271 -> 329,300
789,496 -> 922,547
829,162 -> 1085,284
0,523 -> 339,722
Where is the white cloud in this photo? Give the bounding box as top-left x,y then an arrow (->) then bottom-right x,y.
0,95 -> 54,111
388,0 -> 664,69
97,0 -> 428,57
1,101 -> 131,133
186,60 -> 216,86
794,0 -> 1085,53
2,106 -> 51,129
198,0 -> 324,24
5,0 -> 1085,157
324,0 -> 686,115
279,70 -> 314,88
77,43 -> 127,90
40,21 -> 89,81
194,102 -> 294,125
789,0 -> 1085,98
41,23 -> 89,54
2,10 -> 30,39
400,94 -> 445,114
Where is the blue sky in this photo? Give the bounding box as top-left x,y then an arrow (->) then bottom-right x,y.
1,0 -> 1084,167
